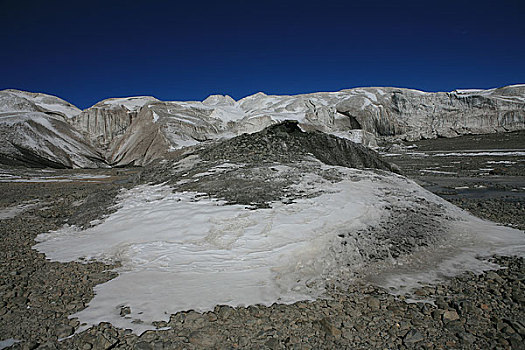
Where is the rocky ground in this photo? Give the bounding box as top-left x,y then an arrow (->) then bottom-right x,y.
0,131 -> 524,349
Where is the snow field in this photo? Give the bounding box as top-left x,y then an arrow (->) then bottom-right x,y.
34,167 -> 525,334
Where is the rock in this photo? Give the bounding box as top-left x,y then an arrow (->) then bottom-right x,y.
56,323 -> 74,338
403,329 -> 425,344
184,311 -> 206,328
508,320 -> 525,336
264,338 -> 280,349
188,331 -> 216,347
91,334 -> 118,349
442,310 -> 460,322
206,312 -> 218,322
366,296 -> 381,310
134,341 -> 152,350
22,341 -> 39,350
485,271 -> 504,282
321,317 -> 342,338
120,306 -> 131,316
217,305 -> 234,320
480,303 -> 490,311
457,331 -> 476,344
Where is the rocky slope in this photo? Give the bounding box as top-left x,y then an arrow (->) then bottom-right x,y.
0,112 -> 107,168
0,91 -> 106,168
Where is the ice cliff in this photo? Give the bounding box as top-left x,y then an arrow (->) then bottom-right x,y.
1,85 -> 523,168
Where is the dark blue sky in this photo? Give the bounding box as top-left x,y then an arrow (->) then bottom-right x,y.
1,0 -> 524,109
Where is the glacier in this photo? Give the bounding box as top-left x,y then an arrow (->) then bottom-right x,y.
1,85 -> 524,168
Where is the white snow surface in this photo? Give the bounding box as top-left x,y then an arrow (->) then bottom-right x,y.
0,339 -> 20,349
1,89 -> 81,118
433,151 -> 525,157
0,201 -> 39,219
94,96 -> 159,111
34,167 -> 525,334
0,174 -> 110,183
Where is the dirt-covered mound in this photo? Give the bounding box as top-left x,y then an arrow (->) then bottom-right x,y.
138,121 -> 400,207
199,120 -> 399,173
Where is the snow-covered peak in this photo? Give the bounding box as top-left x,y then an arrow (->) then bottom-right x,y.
451,88 -> 497,97
506,84 -> 525,88
93,96 -> 160,111
202,94 -> 236,106
0,89 -> 81,118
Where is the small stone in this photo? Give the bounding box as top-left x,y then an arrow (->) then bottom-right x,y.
265,338 -> 280,349
509,320 -> 525,336
367,297 -> 381,310
485,271 -> 503,282
457,331 -> 476,344
206,312 -> 218,322
120,306 -> 131,316
218,305 -> 234,319
435,298 -> 448,309
56,324 -> 74,338
134,341 -> 153,350
403,329 -> 424,344
432,310 -> 444,321
442,310 -> 460,322
92,334 -> 117,349
154,321 -> 167,329
189,331 -> 216,347
445,340 -> 456,347
22,341 -> 39,350
320,317 -> 342,338
69,318 -> 80,328
498,337 -> 510,347
414,289 -> 428,296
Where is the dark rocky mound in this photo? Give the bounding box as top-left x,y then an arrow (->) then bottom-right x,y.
200,120 -> 400,173
138,121 -> 400,208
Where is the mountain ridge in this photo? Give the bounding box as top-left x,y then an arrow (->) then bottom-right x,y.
0,85 -> 523,168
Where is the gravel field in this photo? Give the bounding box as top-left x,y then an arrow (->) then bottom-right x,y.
0,132 -> 523,349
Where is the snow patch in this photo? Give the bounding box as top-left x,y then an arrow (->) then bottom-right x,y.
0,201 -> 39,219
152,112 -> 159,123
420,169 -> 457,175
433,151 -> 525,157
486,160 -> 516,164
34,168 -> 525,334
0,339 -> 20,349
98,96 -> 158,111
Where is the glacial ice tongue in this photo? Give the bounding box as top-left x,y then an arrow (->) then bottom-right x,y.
33,167 -> 525,334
